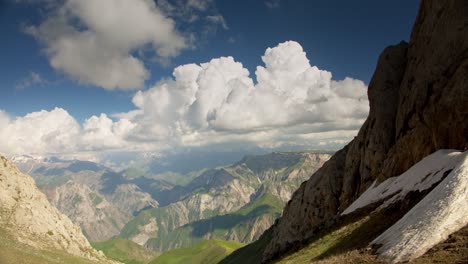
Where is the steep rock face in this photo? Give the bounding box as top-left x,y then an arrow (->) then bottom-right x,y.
380,0 -> 468,179
263,1 -> 468,261
50,182 -> 128,241
341,42 -> 409,203
0,156 -> 113,262
109,183 -> 158,215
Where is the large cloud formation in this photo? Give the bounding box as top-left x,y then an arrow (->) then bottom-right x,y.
27,0 -> 188,90
0,41 -> 369,159
0,108 -> 81,155
126,41 -> 368,144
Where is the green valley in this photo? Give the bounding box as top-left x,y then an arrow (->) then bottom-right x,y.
92,238 -> 159,264
119,152 -> 331,252
149,240 -> 243,264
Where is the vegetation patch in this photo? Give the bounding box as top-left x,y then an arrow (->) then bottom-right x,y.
89,192 -> 103,206
149,240 -> 243,264
219,228 -> 272,264
92,237 -> 158,264
275,188 -> 441,263
0,228 -> 95,264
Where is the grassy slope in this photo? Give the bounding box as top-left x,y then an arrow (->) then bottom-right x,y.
0,230 -> 96,264
149,240 -> 243,264
276,223 -> 468,264
151,170 -> 206,186
145,193 -> 283,251
119,207 -> 158,239
219,228 -> 272,264
92,237 -> 159,264
277,216 -> 376,264
221,198 -> 408,263
222,210 -> 395,264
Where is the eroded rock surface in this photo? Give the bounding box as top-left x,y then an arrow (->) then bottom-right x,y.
0,156 -> 115,263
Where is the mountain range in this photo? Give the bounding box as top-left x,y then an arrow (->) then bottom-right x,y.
1,1 -> 466,264
12,151 -> 332,250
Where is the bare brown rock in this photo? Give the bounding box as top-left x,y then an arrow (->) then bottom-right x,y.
381,0 -> 468,179
262,1 -> 468,262
0,156 -> 117,263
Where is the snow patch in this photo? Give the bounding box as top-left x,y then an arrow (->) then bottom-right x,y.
342,149 -> 465,215
371,151 -> 468,263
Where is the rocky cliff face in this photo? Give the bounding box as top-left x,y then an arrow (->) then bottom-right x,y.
0,156 -> 114,262
13,156 -> 158,241
49,181 -> 129,241
262,1 -> 468,261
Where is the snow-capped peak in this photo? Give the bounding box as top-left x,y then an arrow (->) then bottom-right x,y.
11,154 -> 45,163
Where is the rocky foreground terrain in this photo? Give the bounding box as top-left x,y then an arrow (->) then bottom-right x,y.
0,155 -> 116,263
223,1 -> 468,263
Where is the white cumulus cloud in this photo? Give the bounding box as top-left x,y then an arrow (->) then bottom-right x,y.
126,41 -> 368,141
0,41 -> 369,160
0,108 -> 137,157
82,114 -> 136,150
26,0 -> 187,90
0,108 -> 81,156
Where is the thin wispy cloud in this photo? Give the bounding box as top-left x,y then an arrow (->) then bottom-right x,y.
265,0 -> 281,9
15,71 -> 47,90
206,15 -> 229,30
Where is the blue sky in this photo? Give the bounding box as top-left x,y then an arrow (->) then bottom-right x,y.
0,0 -> 419,164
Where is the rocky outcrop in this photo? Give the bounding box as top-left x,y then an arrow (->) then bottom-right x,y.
50,181 -> 128,241
379,0 -> 468,179
47,181 -> 158,241
110,183 -> 158,215
13,156 -> 159,241
0,156 -> 115,263
262,1 -> 468,262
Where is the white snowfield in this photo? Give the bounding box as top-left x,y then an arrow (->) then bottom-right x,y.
342,149 -> 466,215
342,149 -> 468,263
